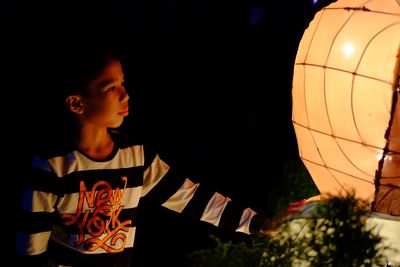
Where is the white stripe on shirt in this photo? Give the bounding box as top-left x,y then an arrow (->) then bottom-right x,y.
22,189 -> 58,213
45,145 -> 144,177
16,231 -> 52,255
200,192 -> 231,227
162,178 -> 200,212
141,154 -> 170,196
57,186 -> 143,214
235,207 -> 257,234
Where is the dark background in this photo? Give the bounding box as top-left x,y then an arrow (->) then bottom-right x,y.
3,0 -> 333,265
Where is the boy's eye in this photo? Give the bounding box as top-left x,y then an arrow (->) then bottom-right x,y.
105,81 -> 125,92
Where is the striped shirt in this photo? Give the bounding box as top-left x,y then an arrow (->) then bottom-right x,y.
16,132 -> 266,266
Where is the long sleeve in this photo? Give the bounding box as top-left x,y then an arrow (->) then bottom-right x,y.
141,150 -> 268,234
16,156 -> 62,265
16,136 -> 267,266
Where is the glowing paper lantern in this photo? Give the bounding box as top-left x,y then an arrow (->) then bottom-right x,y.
291,0 -> 400,215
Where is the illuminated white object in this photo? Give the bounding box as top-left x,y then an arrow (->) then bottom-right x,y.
287,207 -> 400,264
292,0 -> 400,215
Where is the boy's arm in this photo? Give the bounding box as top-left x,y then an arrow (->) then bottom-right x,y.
16,156 -> 59,266
142,151 -> 306,235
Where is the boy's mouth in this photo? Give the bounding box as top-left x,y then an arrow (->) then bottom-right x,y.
119,109 -> 129,116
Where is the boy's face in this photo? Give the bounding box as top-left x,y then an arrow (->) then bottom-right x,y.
78,59 -> 129,129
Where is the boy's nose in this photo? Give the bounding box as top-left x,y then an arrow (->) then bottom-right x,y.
120,87 -> 129,102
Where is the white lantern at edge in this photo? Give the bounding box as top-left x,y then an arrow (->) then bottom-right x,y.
292,0 -> 400,215
291,1 -> 400,263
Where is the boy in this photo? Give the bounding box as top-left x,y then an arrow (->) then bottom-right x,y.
16,43 -> 305,267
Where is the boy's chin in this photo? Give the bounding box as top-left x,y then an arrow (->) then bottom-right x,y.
110,120 -> 125,129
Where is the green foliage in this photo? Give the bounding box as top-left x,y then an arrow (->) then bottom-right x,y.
265,159 -> 319,215
189,235 -> 267,267
189,193 -> 391,267
260,192 -> 390,267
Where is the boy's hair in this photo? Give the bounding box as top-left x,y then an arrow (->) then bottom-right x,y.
28,39 -> 125,154
56,42 -> 122,97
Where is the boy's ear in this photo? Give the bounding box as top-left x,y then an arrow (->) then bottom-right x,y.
66,95 -> 84,114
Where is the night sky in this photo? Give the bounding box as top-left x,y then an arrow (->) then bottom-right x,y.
4,0 -> 333,265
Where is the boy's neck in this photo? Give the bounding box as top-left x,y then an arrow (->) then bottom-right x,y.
75,128 -> 115,161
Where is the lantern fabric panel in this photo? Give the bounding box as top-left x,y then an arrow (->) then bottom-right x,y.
292,0 -> 400,215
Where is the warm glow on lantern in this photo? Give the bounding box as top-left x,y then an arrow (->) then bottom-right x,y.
292,0 -> 400,215
291,1 -> 400,262
342,42 -> 355,58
